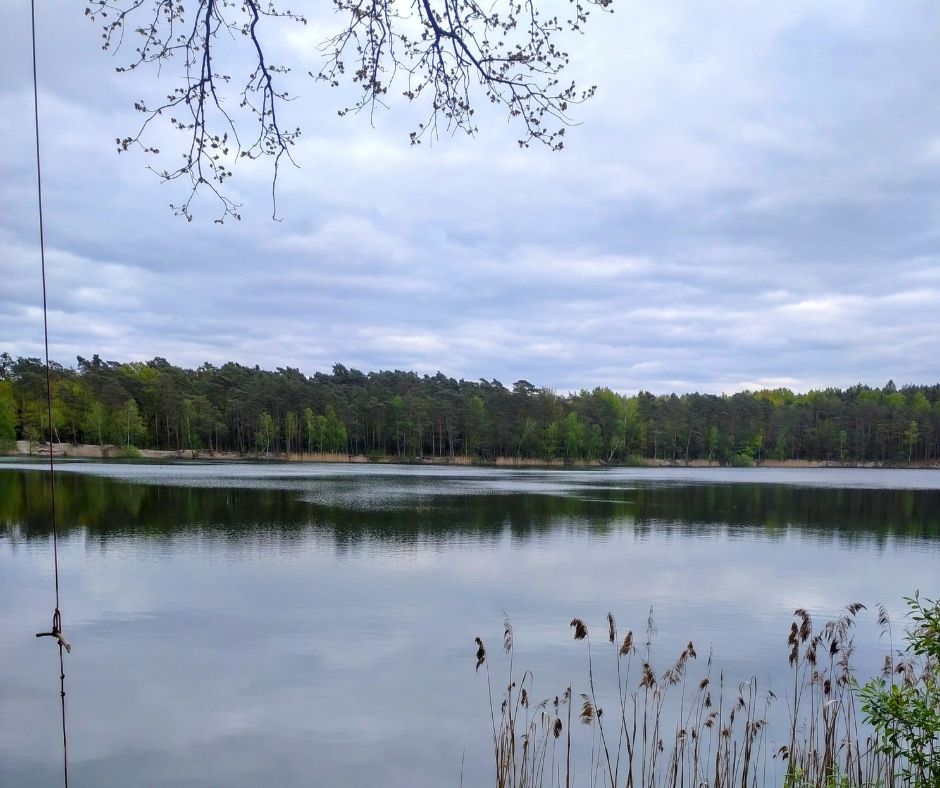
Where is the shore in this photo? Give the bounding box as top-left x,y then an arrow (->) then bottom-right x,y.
6,441 -> 939,469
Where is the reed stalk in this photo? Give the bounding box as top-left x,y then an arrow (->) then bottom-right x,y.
475,601 -> 936,787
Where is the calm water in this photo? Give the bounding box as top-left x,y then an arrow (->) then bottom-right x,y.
1,462 -> 938,786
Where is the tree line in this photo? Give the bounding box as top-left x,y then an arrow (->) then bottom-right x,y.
2,352 -> 939,465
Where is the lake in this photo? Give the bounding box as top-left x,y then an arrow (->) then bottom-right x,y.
1,462 -> 938,786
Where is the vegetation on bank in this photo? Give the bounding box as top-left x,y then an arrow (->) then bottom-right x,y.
2,352 -> 940,465
476,596 -> 939,787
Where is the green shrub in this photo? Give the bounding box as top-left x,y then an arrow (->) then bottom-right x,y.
859,593 -> 940,787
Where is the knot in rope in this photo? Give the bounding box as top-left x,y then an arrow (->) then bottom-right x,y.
36,609 -> 72,654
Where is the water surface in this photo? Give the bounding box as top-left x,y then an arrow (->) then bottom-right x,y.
1,463 -> 938,786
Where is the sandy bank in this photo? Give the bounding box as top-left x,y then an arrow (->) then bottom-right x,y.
5,441 -> 939,470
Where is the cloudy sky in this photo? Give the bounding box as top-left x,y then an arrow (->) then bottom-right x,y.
2,0 -> 939,394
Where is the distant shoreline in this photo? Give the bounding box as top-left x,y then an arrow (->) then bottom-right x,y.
6,441 -> 939,470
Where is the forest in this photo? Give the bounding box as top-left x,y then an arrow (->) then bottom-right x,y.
2,352 -> 939,465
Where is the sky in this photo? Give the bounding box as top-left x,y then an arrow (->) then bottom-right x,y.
1,0 -> 939,395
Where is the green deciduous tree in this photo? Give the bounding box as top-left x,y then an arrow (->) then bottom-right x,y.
0,380 -> 16,450
84,400 -> 108,446
256,411 -> 276,454
562,411 -> 583,459
118,398 -> 146,447
57,379 -> 93,444
323,406 -> 348,453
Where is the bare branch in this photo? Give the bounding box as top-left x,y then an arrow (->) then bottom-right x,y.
87,0 -> 611,220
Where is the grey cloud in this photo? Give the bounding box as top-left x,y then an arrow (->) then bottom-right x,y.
2,1 -> 939,392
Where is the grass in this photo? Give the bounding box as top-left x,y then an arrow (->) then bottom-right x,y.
474,600 -> 939,787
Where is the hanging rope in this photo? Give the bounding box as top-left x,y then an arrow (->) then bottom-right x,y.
29,1 -> 71,786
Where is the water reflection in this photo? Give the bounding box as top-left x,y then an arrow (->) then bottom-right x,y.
2,465 -> 939,787
2,468 -> 939,545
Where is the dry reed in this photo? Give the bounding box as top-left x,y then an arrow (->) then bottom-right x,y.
474,603 -> 932,787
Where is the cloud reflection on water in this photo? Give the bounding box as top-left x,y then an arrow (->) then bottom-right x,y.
1,465 -> 938,786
